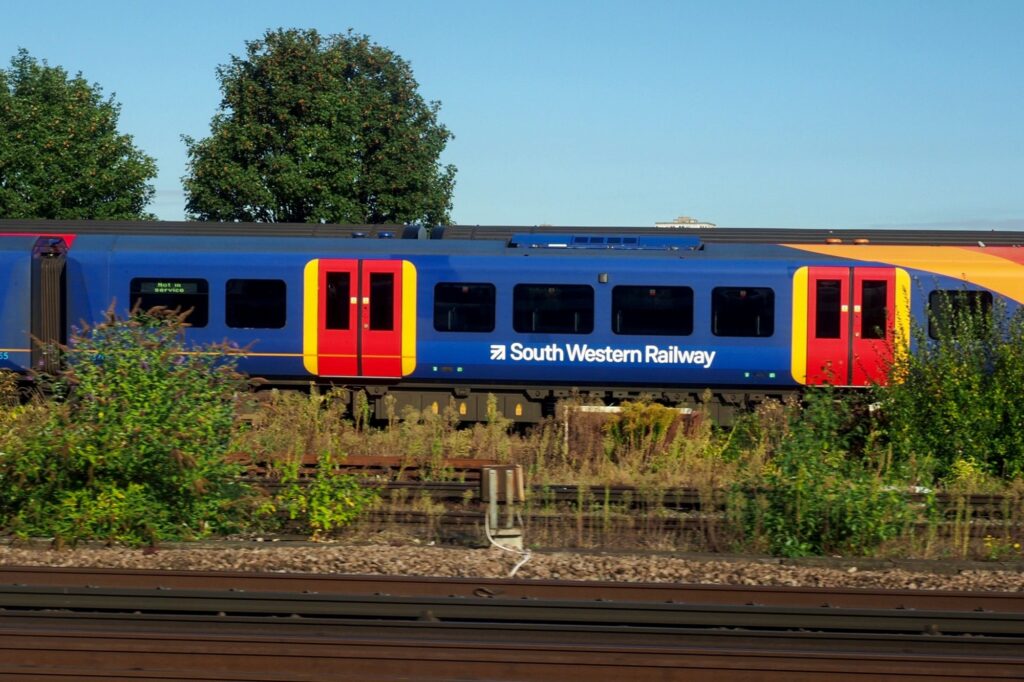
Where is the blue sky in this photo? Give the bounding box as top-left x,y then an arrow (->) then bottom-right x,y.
3,1 -> 1022,229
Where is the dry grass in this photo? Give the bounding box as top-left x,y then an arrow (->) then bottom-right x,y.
226,390 -> 1024,560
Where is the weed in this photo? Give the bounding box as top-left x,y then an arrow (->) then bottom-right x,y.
982,534 -> 1022,561
272,451 -> 378,540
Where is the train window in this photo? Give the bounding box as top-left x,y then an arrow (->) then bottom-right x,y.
712,287 -> 774,337
612,286 -> 693,336
928,290 -> 993,339
815,280 -> 842,339
325,272 -> 350,330
434,283 -> 496,332
130,278 -> 208,327
513,284 -> 594,334
369,273 -> 394,331
860,280 -> 888,340
226,279 -> 286,329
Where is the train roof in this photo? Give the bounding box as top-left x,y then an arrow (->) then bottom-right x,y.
2,219 -> 1024,247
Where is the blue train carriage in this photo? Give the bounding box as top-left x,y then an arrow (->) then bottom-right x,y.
63,234 -> 528,418
63,233 -> 449,379
300,233 -> 1024,423
414,234 -> 801,425
4,225 -> 1024,425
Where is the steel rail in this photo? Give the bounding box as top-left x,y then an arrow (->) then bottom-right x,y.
2,584 -> 1023,636
0,617 -> 1022,681
2,566 -> 1021,612
4,611 -> 1024,657
2,569 -> 1023,681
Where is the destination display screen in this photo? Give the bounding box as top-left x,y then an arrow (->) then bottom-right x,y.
137,280 -> 200,295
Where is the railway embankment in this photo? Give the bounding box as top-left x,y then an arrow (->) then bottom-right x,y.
1,542 -> 1022,592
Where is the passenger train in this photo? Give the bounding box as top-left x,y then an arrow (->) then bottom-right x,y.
1,220 -> 1020,423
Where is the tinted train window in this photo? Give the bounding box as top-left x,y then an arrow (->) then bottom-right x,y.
325,272 -> 350,330
513,284 -> 593,334
815,280 -> 842,339
712,287 -> 774,337
434,283 -> 496,332
928,290 -> 993,339
226,279 -> 286,329
369,273 -> 394,331
130,278 -> 208,327
612,286 -> 693,336
861,280 -> 888,340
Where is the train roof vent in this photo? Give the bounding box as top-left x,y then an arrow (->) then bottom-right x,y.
508,234 -> 702,251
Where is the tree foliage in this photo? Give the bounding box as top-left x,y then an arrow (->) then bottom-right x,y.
183,28 -> 456,225
0,49 -> 157,219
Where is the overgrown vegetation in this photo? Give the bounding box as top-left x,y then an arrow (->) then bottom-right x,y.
0,308 -> 250,545
1,292 -> 1023,559
727,389 -> 912,557
0,309 -> 375,546
877,296 -> 1024,482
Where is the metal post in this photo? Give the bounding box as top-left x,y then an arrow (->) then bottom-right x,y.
505,469 -> 515,529
487,468 -> 499,533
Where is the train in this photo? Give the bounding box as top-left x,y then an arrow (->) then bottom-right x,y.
1,219 -> 1022,424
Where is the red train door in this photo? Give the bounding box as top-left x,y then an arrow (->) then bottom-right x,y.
804,266 -> 904,386
303,259 -> 416,378
805,267 -> 850,384
360,260 -> 404,377
851,267 -> 896,386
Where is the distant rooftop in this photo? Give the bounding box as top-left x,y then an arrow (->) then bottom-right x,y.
655,215 -> 716,229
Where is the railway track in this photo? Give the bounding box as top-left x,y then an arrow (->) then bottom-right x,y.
360,507 -> 1022,544
253,472 -> 1024,546
231,456 -> 1024,551
0,567 -> 1022,680
249,456 -> 1023,520
1,565 -> 1022,610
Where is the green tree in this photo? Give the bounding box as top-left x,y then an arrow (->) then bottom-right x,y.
183,28 -> 456,225
0,49 -> 157,219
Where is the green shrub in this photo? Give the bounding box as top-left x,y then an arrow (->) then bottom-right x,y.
273,452 -> 379,540
878,295 -> 1024,482
0,307 -> 253,545
733,388 -> 911,557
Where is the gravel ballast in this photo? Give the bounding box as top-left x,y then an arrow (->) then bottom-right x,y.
1,543 -> 1022,592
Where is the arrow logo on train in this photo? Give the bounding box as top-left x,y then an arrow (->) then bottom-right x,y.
490,344 -> 506,360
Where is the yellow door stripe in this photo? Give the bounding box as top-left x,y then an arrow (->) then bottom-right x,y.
401,261 -> 417,376
791,267 -> 808,384
303,260 -> 319,374
894,268 -> 911,367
